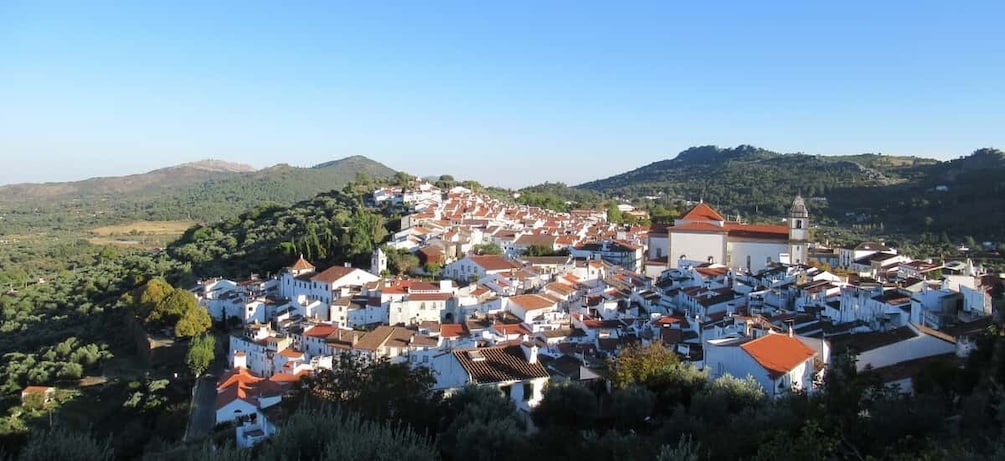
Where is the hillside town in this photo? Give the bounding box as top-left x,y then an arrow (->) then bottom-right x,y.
198,181 -> 1003,447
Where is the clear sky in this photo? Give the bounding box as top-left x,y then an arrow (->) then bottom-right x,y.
1,1 -> 1003,188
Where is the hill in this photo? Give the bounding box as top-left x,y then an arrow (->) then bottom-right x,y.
0,160 -> 255,202
830,147 -> 1005,240
575,145 -> 1005,239
0,156 -> 397,233
169,188 -> 390,279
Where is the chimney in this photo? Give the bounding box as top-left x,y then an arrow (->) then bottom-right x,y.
232,350 -> 247,369
788,322 -> 794,338
520,335 -> 539,364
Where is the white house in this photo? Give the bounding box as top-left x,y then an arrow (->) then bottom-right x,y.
505,294 -> 559,323
441,254 -> 522,282
431,343 -> 550,412
705,332 -> 818,398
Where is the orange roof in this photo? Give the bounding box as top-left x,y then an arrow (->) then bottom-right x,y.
545,282 -> 576,296
680,202 -> 725,222
493,323 -> 531,336
469,255 -> 521,272
440,323 -> 470,338
268,372 -> 305,384
304,324 -> 338,338
508,294 -> 556,311
290,256 -> 315,271
670,222 -> 727,233
310,265 -> 357,284
278,348 -> 304,358
740,334 -> 816,378
725,223 -> 789,239
21,386 -> 54,395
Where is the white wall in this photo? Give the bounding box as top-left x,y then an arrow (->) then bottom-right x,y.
857,331 -> 956,371
728,241 -> 788,272
669,232 -> 725,265
648,234 -> 668,260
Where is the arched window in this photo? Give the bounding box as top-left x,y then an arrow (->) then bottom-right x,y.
795,220 -> 803,229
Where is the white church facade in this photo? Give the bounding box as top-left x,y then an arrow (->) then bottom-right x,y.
653,196 -> 810,273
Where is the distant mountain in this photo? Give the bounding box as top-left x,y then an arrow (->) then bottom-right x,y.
0,156 -> 397,233
577,145 -> 1005,240
0,160 -> 255,202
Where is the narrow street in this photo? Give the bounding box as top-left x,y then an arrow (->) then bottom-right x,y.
183,332 -> 229,442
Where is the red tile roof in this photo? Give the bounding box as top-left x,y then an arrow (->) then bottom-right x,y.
469,255 -> 521,272
453,345 -> 549,384
508,294 -> 557,311
304,324 -> 338,338
278,348 -> 304,358
310,265 -> 357,284
440,323 -> 470,338
724,223 -> 789,239
740,334 -> 817,378
290,256 -> 315,271
669,222 -> 727,233
680,202 -> 725,222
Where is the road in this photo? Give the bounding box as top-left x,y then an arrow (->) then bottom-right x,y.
184,374 -> 218,442
183,333 -> 229,442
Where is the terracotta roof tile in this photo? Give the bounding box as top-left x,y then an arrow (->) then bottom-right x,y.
508,294 -> 556,311
311,265 -> 357,284
680,202 -> 726,222
453,345 -> 549,384
740,334 -> 816,378
290,256 -> 315,271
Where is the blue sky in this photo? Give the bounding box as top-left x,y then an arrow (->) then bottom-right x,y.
1,1 -> 1002,188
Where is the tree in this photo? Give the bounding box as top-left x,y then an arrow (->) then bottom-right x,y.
532,381 -> 598,431
439,386 -> 527,461
524,244 -> 556,257
127,278 -> 173,320
610,384 -> 656,430
305,354 -> 441,434
175,305 -> 211,338
609,343 -> 679,389
16,428 -> 113,461
147,289 -> 196,328
473,242 -> 502,255
657,435 -> 702,461
185,334 -> 215,377
173,405 -> 438,461
606,202 -> 623,223
608,343 -> 707,410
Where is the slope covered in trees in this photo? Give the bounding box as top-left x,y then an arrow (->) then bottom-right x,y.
0,155 -> 397,233
577,145 -> 1005,240
168,187 -> 392,279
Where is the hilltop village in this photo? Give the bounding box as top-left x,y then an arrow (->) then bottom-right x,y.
198,181 -> 1002,447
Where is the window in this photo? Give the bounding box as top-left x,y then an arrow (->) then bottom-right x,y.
522,382 -> 533,401
500,384 -> 512,399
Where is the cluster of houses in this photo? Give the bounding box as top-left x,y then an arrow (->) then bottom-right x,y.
197,185 -> 1003,447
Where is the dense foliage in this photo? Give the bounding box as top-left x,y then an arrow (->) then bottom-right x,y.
576,145 -> 1005,242
168,189 -> 391,278
0,156 -> 396,234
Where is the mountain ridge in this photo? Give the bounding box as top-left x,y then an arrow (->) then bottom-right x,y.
0,155 -> 397,232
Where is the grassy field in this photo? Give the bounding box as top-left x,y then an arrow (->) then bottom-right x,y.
88,220 -> 196,248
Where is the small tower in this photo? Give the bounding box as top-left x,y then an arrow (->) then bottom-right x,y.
788,195 -> 809,265
371,247 -> 387,276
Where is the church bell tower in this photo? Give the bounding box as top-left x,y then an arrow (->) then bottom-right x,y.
788,195 -> 809,265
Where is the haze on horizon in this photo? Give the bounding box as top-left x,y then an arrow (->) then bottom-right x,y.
2,1 -> 1003,189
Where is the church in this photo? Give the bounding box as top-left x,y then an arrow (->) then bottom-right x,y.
651,196 -> 809,273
